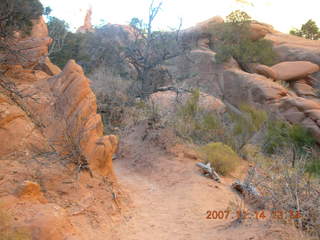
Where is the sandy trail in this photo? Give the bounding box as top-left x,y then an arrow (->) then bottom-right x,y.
109,124 -> 300,240
109,122 -> 248,240
113,154 -> 240,240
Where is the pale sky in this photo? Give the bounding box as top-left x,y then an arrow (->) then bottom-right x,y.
40,0 -> 320,33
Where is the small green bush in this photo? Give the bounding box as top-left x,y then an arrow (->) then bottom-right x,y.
229,104 -> 267,151
263,120 -> 316,155
199,142 -> 241,175
174,89 -> 227,144
306,158 -> 320,178
177,89 -> 200,119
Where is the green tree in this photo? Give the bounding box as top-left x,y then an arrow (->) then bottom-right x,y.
290,19 -> 320,40
50,32 -> 87,69
47,16 -> 69,56
0,0 -> 43,64
0,0 -> 43,38
211,10 -> 276,70
226,10 -> 251,24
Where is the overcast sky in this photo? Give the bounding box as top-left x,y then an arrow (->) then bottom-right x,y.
40,0 -> 320,33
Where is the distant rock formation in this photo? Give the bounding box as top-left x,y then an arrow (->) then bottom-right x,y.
77,7 -> 94,33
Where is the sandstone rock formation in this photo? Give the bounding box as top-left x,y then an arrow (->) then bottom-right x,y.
77,7 -> 94,33
0,16 -> 121,239
0,195 -> 78,240
0,17 -> 117,178
249,21 -> 275,41
253,61 -> 320,81
165,48 -> 239,98
162,16 -> 320,143
265,32 -> 320,64
223,69 -> 320,143
0,17 -> 52,67
270,61 -> 319,81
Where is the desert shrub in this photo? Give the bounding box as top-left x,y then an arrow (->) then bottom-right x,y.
229,104 -> 267,151
263,120 -> 316,155
226,10 -> 251,24
90,67 -> 154,133
199,142 -> 241,175
306,157 -> 320,178
249,152 -> 320,239
210,10 -> 277,70
0,0 -> 43,38
174,89 -> 229,144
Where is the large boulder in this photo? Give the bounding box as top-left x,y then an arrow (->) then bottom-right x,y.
270,61 -> 319,81
222,69 -> 320,143
265,32 -> 320,65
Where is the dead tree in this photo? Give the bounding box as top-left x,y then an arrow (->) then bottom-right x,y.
125,0 -> 188,99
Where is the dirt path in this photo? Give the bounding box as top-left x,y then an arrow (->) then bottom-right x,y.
113,154 -> 239,240
109,124 -> 300,240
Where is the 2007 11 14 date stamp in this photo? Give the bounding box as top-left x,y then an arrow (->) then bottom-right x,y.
206,210 -> 302,220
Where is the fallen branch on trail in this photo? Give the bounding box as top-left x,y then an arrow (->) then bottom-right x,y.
232,180 -> 260,197
196,162 -> 221,182
232,180 -> 265,209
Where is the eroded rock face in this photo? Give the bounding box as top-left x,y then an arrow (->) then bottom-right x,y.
0,17 -> 52,68
223,69 -> 320,143
223,69 -> 288,105
292,79 -> 317,97
0,92 -> 47,156
0,15 -> 118,178
0,16 -> 119,239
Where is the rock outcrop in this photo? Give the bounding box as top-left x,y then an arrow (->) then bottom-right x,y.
0,16 -> 120,239
77,7 -> 94,33
0,17 -> 118,178
265,32 -> 320,65
223,69 -> 320,143
0,17 -> 52,67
